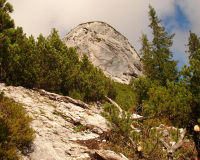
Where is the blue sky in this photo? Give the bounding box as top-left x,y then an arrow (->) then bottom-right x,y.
163,3 -> 190,33
162,2 -> 191,70
7,0 -> 200,71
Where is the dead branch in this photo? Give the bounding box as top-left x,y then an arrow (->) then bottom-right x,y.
128,136 -> 137,148
105,96 -> 122,113
35,89 -> 98,113
172,128 -> 187,150
105,96 -> 148,121
159,128 -> 187,160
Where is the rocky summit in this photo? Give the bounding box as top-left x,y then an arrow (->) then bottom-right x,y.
63,21 -> 143,84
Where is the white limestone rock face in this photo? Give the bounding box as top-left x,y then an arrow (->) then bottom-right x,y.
0,83 -> 114,160
63,21 -> 143,84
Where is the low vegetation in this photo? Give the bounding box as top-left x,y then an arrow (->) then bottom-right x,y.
74,124 -> 87,133
0,92 -> 35,159
114,82 -> 137,111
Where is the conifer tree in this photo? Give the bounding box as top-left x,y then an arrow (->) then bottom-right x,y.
0,0 -> 14,33
181,33 -> 200,125
0,0 -> 15,73
145,31 -> 200,159
181,46 -> 200,158
139,5 -> 179,86
182,32 -> 200,112
186,31 -> 200,60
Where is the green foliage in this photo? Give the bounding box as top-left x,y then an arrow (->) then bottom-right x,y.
102,102 -> 132,136
137,124 -> 164,158
114,82 -> 136,111
0,0 -> 19,82
3,27 -> 117,102
132,76 -> 153,106
6,32 -> 40,88
180,32 -> 200,126
67,53 -> 116,102
143,81 -> 192,127
181,49 -> 200,124
134,5 -> 193,127
101,103 -> 166,159
0,92 -> 35,159
131,6 -> 200,158
139,5 -> 179,86
74,124 -> 87,133
53,110 -> 65,119
0,0 -> 14,33
170,130 -> 180,143
186,31 -> 200,60
0,0 -> 117,102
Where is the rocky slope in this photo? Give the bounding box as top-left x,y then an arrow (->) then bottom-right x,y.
0,83 -> 129,160
63,21 -> 143,84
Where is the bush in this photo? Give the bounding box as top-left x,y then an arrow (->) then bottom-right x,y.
101,103 -> 170,159
114,82 -> 136,111
0,92 -> 35,159
4,28 -> 117,102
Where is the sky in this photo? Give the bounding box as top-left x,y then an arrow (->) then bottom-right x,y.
7,0 -> 200,70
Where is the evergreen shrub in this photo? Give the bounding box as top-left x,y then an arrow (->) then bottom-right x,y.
114,82 -> 136,111
3,28 -> 117,102
0,92 -> 35,159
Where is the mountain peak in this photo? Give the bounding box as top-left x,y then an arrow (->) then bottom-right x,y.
63,21 -> 143,84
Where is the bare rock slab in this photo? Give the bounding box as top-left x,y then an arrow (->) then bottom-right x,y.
63,21 -> 143,84
0,83 -> 112,160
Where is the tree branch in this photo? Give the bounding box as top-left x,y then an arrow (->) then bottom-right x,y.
105,96 -> 122,113
35,88 -> 98,114
159,128 -> 187,160
171,128 -> 187,151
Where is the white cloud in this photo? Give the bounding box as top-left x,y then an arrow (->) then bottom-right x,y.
177,0 -> 200,35
7,0 -> 200,68
171,29 -> 190,65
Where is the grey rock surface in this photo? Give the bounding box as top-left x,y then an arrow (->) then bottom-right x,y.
63,21 -> 143,84
0,83 -> 128,160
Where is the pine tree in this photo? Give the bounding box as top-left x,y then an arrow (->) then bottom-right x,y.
35,29 -> 64,93
139,5 -> 179,86
181,47 -> 200,159
0,0 -> 15,74
182,32 -> 200,111
186,31 -> 200,60
0,0 -> 14,33
9,34 -> 41,88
